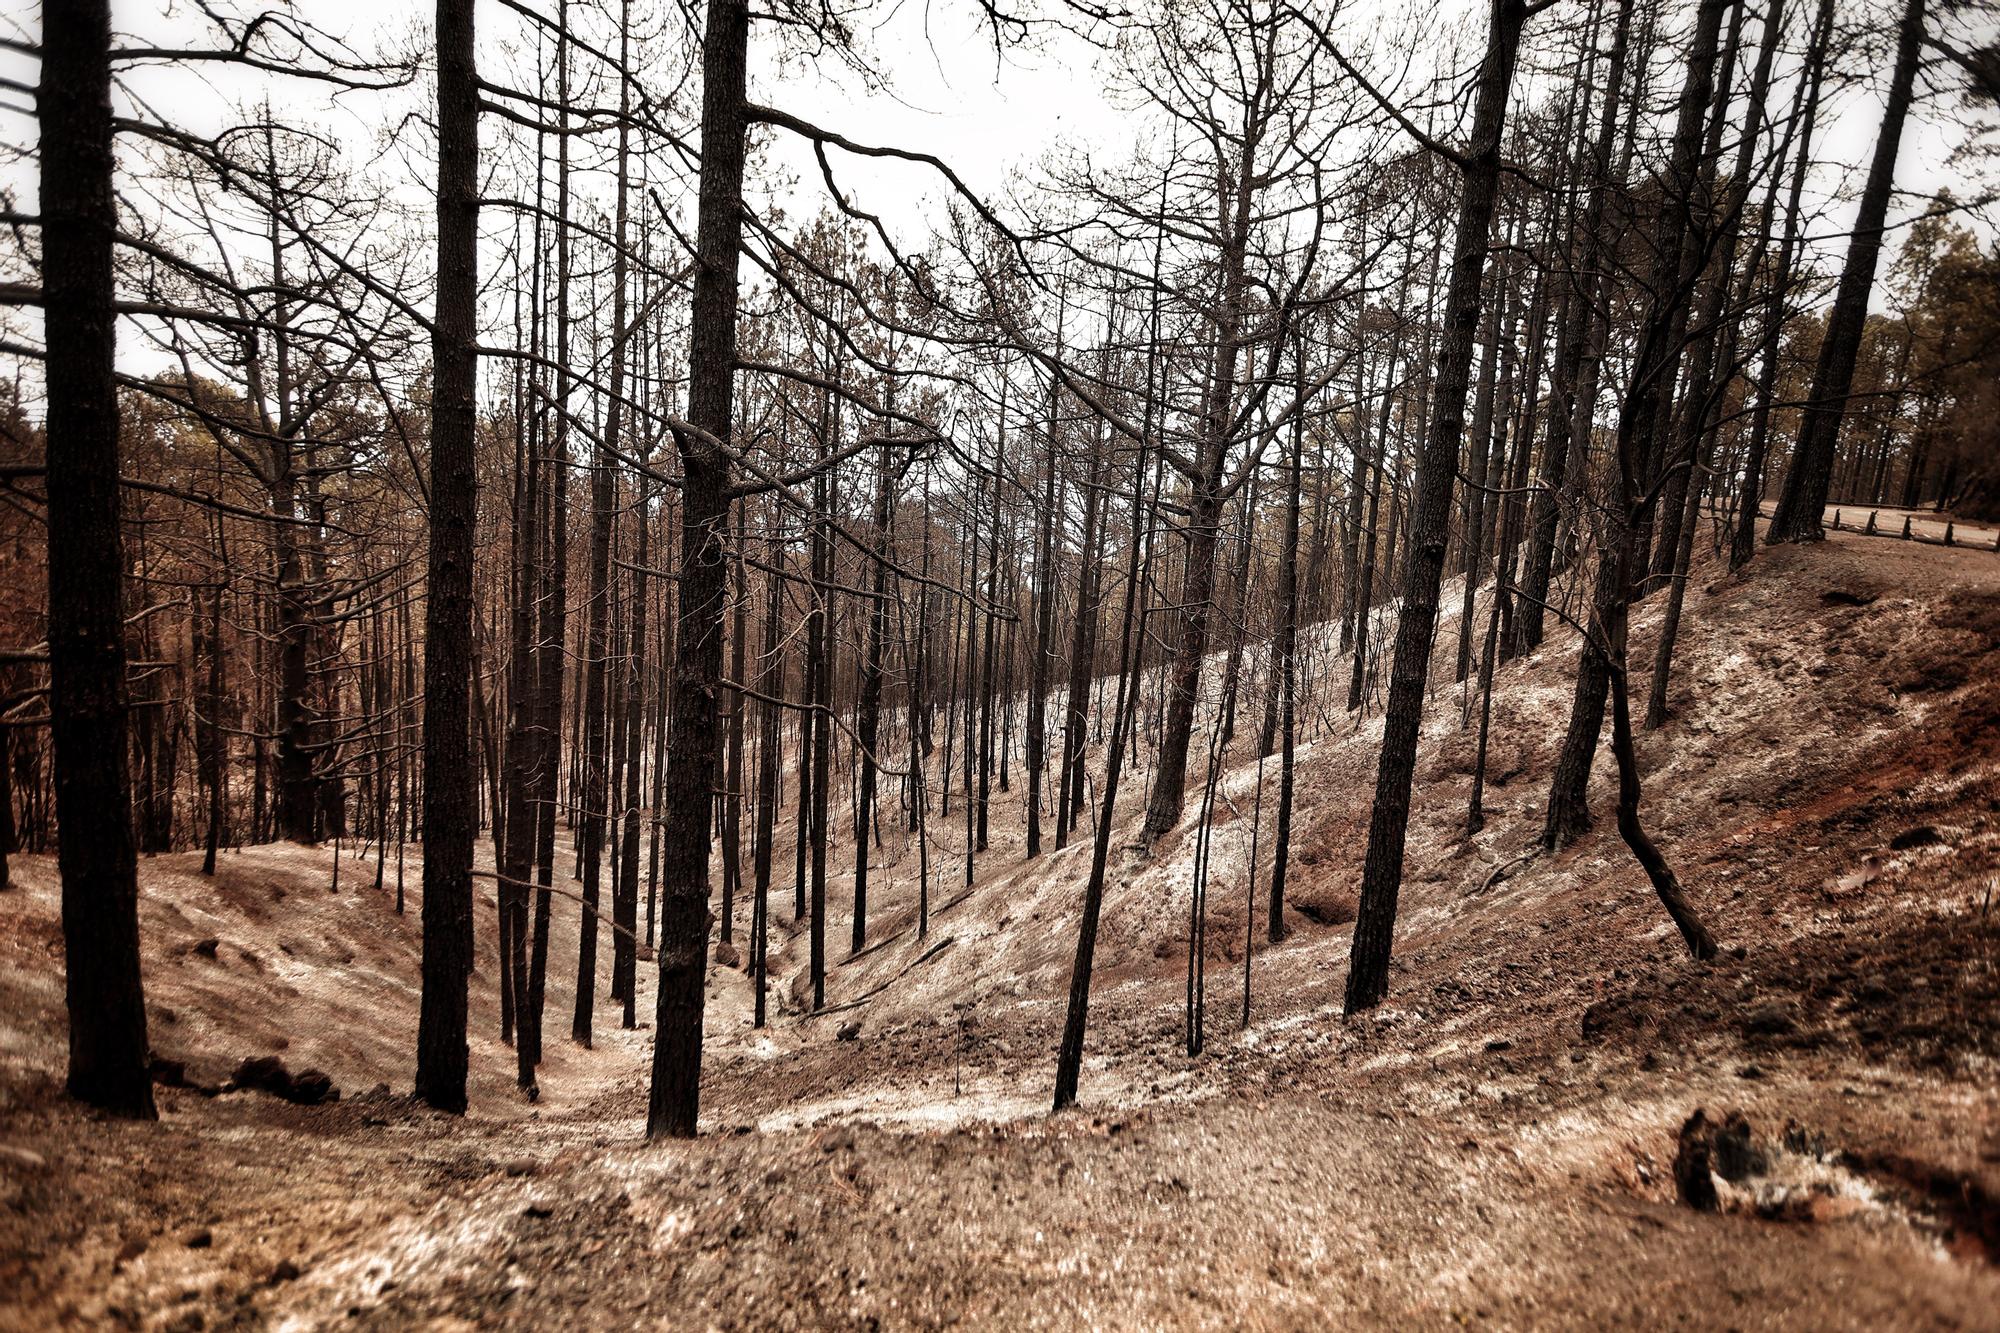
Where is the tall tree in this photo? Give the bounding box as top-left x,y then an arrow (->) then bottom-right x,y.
414,0 -> 479,1115
1542,0 -> 1731,852
42,0 -> 157,1120
647,0 -> 750,1139
1515,0 -> 1635,655
853,439 -> 893,944
1733,0 -> 1833,567
1768,0 -> 1927,543
1265,337 -> 1306,943
1343,0 -> 1530,1014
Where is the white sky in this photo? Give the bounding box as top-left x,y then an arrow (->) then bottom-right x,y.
0,0 -> 1993,397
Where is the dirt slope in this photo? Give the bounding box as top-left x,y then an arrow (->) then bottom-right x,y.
2,531 -> 1997,1330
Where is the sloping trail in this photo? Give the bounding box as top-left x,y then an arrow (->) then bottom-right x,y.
2,532 -> 1997,1328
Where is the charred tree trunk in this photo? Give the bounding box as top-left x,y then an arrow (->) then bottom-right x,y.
1647,0 -> 1787,723
1517,0 -> 1634,654
572,380 -> 615,1048
807,455 -> 832,1005
1643,0 -> 1746,595
752,521 -> 783,1028
1267,344 -> 1306,942
574,32 -> 635,1043
1025,380 -> 1060,859
415,0 -> 479,1115
525,4 -> 576,1075
975,431 -> 1001,854
1344,0 -> 1527,1016
1053,384 -> 1157,1111
42,0 -> 156,1119
1733,0 -> 1829,566
1216,473 -> 1259,751
502,373 -> 542,1093
1057,418 -> 1106,846
1768,0 -> 1924,544
1142,132 -> 1257,844
647,0 -> 748,1138
617,487 -> 650,1029
1455,282 -> 1507,684
854,448 -> 892,947
198,572 -> 227,877
1542,0 -> 1729,852
720,506 -> 746,946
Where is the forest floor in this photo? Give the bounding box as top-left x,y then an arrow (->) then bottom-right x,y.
3,531 -> 1999,1330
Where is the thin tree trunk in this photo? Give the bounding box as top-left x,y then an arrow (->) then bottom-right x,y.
752,518 -> 783,1027
1058,411 -> 1106,844
1542,0 -> 1730,851
617,481 -> 651,1029
1517,0 -> 1633,653
1025,376 -> 1060,859
199,568 -> 227,876
720,505 -> 747,945
854,445 -> 892,946
1267,340 -> 1306,942
807,452 -> 832,1006
1053,382 -> 1157,1111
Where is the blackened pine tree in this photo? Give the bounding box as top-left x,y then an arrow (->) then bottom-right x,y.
1768,0 -> 1926,543
1542,0 -> 1729,853
42,0 -> 157,1121
647,0 -> 751,1140
1343,0 -> 1531,1015
415,0 -> 480,1115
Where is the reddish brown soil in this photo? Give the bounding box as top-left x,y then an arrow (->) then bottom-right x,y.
2,533 -> 1997,1329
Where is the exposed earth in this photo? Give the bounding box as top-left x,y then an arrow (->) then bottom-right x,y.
3,530 -> 1998,1329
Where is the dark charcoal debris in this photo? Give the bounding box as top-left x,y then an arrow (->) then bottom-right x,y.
1675,1110 -> 1768,1211
1782,1120 -> 1829,1160
230,1056 -> 339,1106
1711,1111 -> 1765,1182
1674,1109 -> 1720,1212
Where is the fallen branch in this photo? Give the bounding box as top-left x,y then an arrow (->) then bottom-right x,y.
1473,848 -> 1540,896
806,937 -> 956,1018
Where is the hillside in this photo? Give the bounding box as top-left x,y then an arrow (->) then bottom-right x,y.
3,530 -> 1998,1329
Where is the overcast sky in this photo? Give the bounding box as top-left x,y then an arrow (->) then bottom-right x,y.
0,0 -> 1992,389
